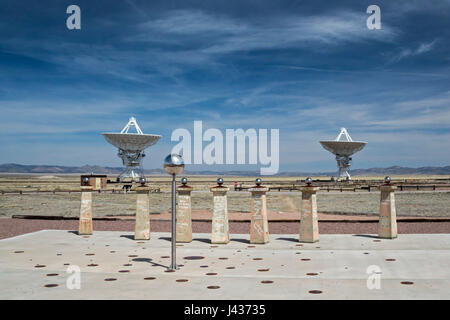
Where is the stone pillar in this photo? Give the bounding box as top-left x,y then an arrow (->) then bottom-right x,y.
176,185 -> 193,242
249,186 -> 270,244
78,186 -> 93,235
299,186 -> 320,243
378,185 -> 398,239
210,186 -> 230,244
134,186 -> 151,240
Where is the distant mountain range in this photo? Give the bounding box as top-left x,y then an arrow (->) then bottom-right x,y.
1,163 -> 449,176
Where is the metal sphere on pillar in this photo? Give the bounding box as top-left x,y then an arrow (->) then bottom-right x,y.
82,177 -> 90,186
384,176 -> 391,185
255,178 -> 262,186
181,177 -> 188,186
164,154 -> 185,175
139,176 -> 147,186
217,177 -> 224,186
163,154 -> 184,271
305,177 -> 313,186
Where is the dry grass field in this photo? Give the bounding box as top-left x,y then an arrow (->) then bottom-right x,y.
0,174 -> 449,218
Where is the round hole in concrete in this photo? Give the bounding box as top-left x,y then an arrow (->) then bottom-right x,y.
258,268 -> 270,272
386,258 -> 396,261
207,286 -> 220,289
226,267 -> 235,269
123,264 -> 132,266
301,258 -> 311,261
165,269 -> 176,273
44,284 -> 59,288
401,281 -> 414,285
144,277 -> 156,280
261,280 -> 274,284
128,255 -> 138,257
46,273 -> 59,277
85,253 -> 95,256
176,279 -> 189,282
253,258 -> 263,261
104,278 -> 117,281
14,251 -> 24,253
200,265 -> 208,268
118,270 -> 130,273
161,256 -> 170,258
34,264 -> 46,268
87,263 -> 98,267
184,256 -> 205,260
219,257 -> 228,260
309,290 -> 322,294
306,273 -> 318,276
206,273 -> 218,276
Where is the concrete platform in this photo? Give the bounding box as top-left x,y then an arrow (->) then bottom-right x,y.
0,230 -> 449,299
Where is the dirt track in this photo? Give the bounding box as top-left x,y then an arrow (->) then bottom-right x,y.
1,217 -> 449,240
1,190 -> 449,218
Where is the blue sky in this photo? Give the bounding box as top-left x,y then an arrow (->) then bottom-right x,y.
0,0 -> 449,172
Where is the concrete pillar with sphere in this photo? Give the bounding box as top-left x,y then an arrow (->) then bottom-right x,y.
378,176 -> 398,239
133,178 -> 151,240
176,177 -> 193,243
78,180 -> 93,235
299,177 -> 320,243
249,178 -> 270,244
210,178 -> 230,244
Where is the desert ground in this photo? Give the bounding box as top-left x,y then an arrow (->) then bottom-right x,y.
0,174 -> 449,218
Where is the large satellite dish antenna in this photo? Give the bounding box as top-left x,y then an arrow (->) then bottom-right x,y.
103,117 -> 162,182
319,128 -> 367,181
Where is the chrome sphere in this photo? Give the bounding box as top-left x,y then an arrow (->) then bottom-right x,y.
163,154 -> 185,175
181,177 -> 188,185
82,177 -> 90,185
139,177 -> 147,185
384,176 -> 391,184
305,177 -> 313,185
255,178 -> 262,186
217,177 -> 224,186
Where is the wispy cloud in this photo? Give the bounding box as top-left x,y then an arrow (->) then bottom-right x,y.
386,40 -> 437,64
137,9 -> 397,55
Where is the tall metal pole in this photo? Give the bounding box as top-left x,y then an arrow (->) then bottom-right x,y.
170,173 -> 178,270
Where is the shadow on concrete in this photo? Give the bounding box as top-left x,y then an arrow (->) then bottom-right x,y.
230,238 -> 250,244
132,257 -> 168,268
120,234 -> 135,241
158,237 -> 172,242
276,237 -> 298,243
193,238 -> 211,244
352,234 -> 380,239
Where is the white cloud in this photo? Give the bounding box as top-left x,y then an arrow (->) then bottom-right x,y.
387,40 -> 437,63
136,9 -> 397,55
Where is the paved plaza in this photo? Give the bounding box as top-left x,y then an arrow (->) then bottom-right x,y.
0,230 -> 449,299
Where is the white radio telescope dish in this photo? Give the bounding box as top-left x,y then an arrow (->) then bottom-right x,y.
102,117 -> 162,182
319,128 -> 367,180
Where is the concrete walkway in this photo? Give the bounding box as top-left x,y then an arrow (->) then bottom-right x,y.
0,230 -> 449,299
